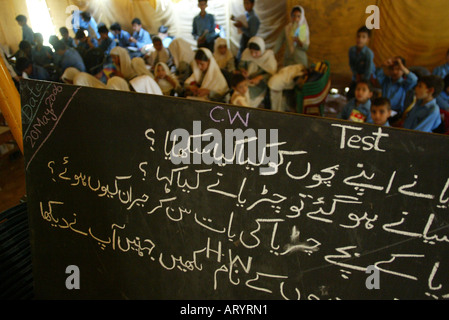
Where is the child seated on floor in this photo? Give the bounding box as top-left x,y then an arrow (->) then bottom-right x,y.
230,72 -> 250,107
403,75 -> 444,133
184,48 -> 229,102
375,56 -> 418,120
339,80 -> 373,123
369,97 -> 392,127
154,62 -> 180,96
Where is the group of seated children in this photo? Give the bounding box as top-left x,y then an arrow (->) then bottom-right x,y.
6,6 -> 449,135
341,25 -> 449,134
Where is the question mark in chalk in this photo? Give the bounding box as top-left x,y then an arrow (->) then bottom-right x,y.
145,129 -> 155,151
48,161 -> 56,182
139,162 -> 148,181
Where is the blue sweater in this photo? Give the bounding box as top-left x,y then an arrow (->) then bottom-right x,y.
375,68 -> 418,114
403,98 -> 442,133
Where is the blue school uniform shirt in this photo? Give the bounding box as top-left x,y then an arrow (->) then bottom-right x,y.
32,46 -> 53,66
340,98 -> 372,123
375,68 -> 418,114
432,63 -> 449,79
30,63 -> 50,81
110,30 -> 131,48
192,13 -> 216,45
403,98 -> 441,133
22,24 -> 34,44
436,90 -> 449,111
131,28 -> 152,49
348,46 -> 375,81
99,37 -> 116,56
60,47 -> 86,72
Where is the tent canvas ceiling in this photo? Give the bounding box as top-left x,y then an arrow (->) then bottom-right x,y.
1,0 -> 449,88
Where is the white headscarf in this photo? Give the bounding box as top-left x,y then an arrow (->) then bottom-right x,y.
131,57 -> 154,78
73,72 -> 107,89
155,62 -> 179,95
286,6 -> 310,54
111,46 -> 137,81
187,48 -> 229,96
241,37 -> 278,75
213,37 -> 234,70
145,46 -> 171,68
61,67 -> 81,83
129,75 -> 163,95
168,38 -> 195,68
106,76 -> 130,91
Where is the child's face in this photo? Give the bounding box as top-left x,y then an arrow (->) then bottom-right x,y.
218,45 -> 227,55
243,0 -> 254,12
154,41 -> 163,51
111,55 -> 120,66
196,59 -> 210,72
156,65 -> 166,78
355,83 -> 373,103
389,65 -> 404,81
250,49 -> 261,59
356,32 -> 369,48
234,80 -> 248,95
291,10 -> 301,24
132,23 -> 142,32
414,81 -> 433,100
100,33 -> 108,40
371,105 -> 391,126
198,1 -> 207,12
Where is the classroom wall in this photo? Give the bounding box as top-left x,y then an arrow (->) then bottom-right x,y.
1,0 -> 449,87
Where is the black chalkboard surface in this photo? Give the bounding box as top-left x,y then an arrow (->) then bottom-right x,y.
22,79 -> 449,300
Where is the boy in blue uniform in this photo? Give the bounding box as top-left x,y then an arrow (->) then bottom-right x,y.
15,57 -> 50,81
15,15 -> 34,45
347,26 -> 375,99
59,27 -> 76,48
98,25 -> 116,57
233,0 -> 260,62
432,49 -> 449,79
375,56 -> 418,119
109,23 -> 131,48
340,80 -> 373,123
129,18 -> 152,57
192,0 -> 217,52
370,97 -> 392,127
436,75 -> 449,111
54,40 -> 86,73
403,75 -> 444,133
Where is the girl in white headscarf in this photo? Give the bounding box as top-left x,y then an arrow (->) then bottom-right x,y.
129,75 -> 163,95
106,76 -> 130,91
110,46 -> 137,81
154,62 -> 180,96
61,67 -> 81,84
184,48 -> 229,102
238,36 -> 277,108
73,72 -> 107,89
168,38 -> 195,83
213,37 -> 235,73
273,5 -> 310,67
131,57 -> 154,78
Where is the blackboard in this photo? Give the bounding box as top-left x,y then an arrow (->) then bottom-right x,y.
22,79 -> 449,300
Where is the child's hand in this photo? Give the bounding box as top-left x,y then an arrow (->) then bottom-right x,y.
234,21 -> 243,28
197,88 -> 210,97
240,69 -> 248,78
249,75 -> 263,85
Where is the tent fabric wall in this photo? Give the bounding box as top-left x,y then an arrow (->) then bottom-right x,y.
1,0 -> 449,87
